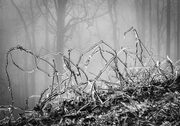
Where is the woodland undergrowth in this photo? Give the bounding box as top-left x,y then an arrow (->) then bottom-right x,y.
1,27 -> 180,126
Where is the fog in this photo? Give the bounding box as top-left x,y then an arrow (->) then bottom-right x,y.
0,0 -> 179,118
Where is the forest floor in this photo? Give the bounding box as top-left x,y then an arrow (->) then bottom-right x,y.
1,28 -> 180,126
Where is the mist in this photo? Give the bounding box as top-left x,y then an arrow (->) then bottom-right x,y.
0,0 -> 179,120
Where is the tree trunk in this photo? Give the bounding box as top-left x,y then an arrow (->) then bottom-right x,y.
149,0 -> 152,49
177,0 -> 180,60
108,0 -> 119,50
135,0 -> 141,34
11,0 -> 31,106
141,0 -> 146,44
56,0 -> 67,82
157,0 -> 160,60
135,0 -> 146,44
44,0 -> 50,89
30,0 -> 36,98
28,0 -> 37,108
166,0 -> 171,57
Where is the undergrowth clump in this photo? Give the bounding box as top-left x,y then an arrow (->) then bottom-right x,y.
1,27 -> 180,126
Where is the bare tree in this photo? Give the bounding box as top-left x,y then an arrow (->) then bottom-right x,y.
37,0 -> 108,81
108,0 -> 119,50
149,0 -> 152,49
134,0 -> 146,44
141,0 -> 146,44
10,0 -> 31,103
44,0 -> 50,88
166,0 -> 171,56
177,0 -> 180,60
29,0 -> 36,99
157,0 -> 160,59
55,0 -> 67,76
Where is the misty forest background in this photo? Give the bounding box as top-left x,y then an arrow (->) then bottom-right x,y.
0,0 -> 180,113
